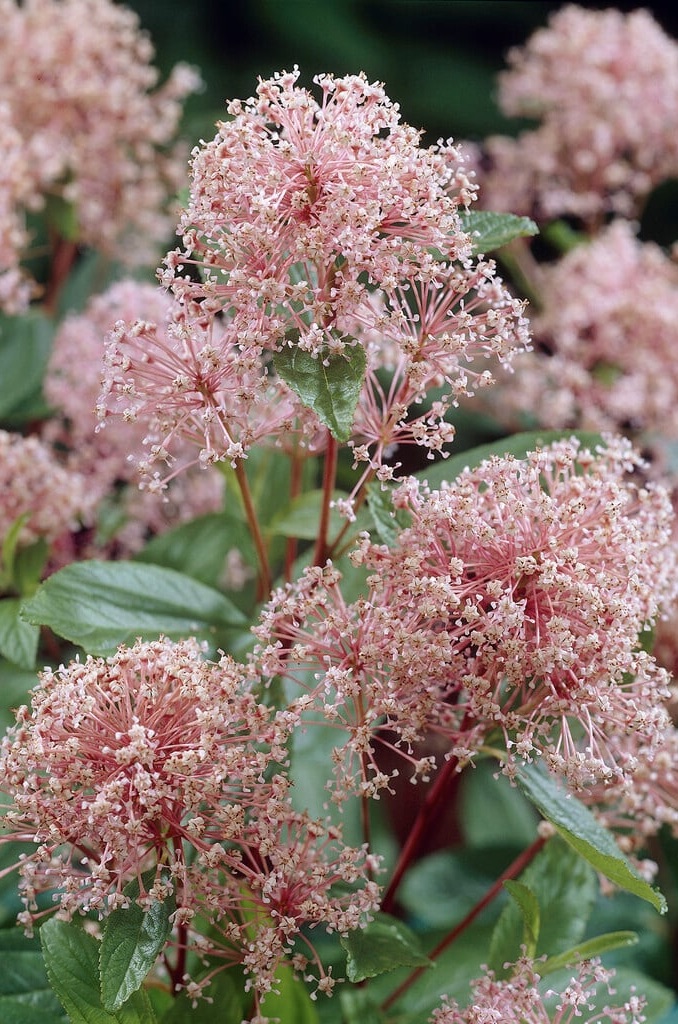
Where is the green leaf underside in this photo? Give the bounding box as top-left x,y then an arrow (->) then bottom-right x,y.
100,876 -> 175,1011
274,342 -> 367,442
516,764 -> 666,914
338,988 -> 383,1024
40,918 -> 157,1024
0,598 -> 39,669
21,560 -> 246,656
541,931 -> 638,977
503,880 -> 540,958
340,913 -> 432,983
418,430 -> 604,490
458,209 -> 539,255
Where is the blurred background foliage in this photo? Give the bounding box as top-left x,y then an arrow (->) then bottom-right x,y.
129,0 -> 678,146
128,0 -> 678,246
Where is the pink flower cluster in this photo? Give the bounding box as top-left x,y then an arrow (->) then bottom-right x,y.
0,637 -> 379,1003
256,438 -> 675,794
45,280 -> 225,557
0,429 -> 92,549
0,0 -> 199,310
479,5 -> 678,225
431,956 -> 646,1024
491,221 -> 678,438
100,69 -> 529,495
0,102 -> 31,313
163,68 -> 476,338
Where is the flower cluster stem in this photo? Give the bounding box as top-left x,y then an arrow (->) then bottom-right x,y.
381,745 -> 465,915
313,431 -> 339,567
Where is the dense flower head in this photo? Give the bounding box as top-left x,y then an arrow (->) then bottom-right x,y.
0,637 -> 379,1001
431,956 -> 646,1024
0,429 -> 92,548
0,0 -> 199,268
257,439 -> 675,793
363,437 -> 675,784
479,5 -> 678,224
163,68 -> 477,342
489,222 -> 678,437
102,69 -> 529,490
0,102 -> 31,313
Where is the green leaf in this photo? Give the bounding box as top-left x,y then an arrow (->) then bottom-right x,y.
338,988 -> 383,1024
0,599 -> 39,669
418,430 -> 604,490
541,931 -> 638,977
40,918 -> 157,1024
503,880 -> 540,958
399,847 -> 513,931
13,539 -> 49,597
134,511 -> 255,590
0,930 -> 67,1024
488,837 -> 597,975
458,210 -> 538,255
516,763 -> 666,914
541,219 -> 588,255
56,251 -> 122,318
340,913 -> 432,983
1,514 -> 29,585
100,876 -> 175,1011
460,760 -> 537,848
0,998 -> 67,1024
0,311 -> 54,425
274,341 -> 367,442
266,488 -> 345,541
21,560 -> 246,656
259,965 -> 320,1024
159,970 -> 244,1023
45,194 -> 80,242
365,484 -> 410,547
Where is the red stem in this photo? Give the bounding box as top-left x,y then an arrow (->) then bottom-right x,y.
283,451 -> 304,582
381,834 -> 547,1012
381,743 -> 465,915
313,431 -> 338,567
43,236 -> 78,314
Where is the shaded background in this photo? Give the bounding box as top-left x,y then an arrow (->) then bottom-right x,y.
129,0 -> 678,147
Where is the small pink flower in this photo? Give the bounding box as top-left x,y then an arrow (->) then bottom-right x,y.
431,955 -> 646,1024
44,280 -> 226,559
